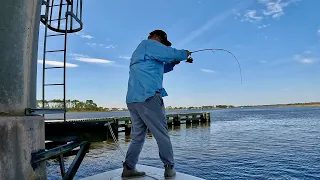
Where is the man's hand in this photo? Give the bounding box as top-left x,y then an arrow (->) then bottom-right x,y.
186,57 -> 193,63
186,50 -> 191,57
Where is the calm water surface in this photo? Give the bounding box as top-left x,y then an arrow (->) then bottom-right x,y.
46,107 -> 320,180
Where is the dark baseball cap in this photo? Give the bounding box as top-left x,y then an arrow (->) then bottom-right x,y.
149,30 -> 172,46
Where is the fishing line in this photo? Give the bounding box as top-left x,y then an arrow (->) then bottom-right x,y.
189,48 -> 243,84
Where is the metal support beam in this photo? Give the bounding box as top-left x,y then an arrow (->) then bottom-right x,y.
25,108 -> 66,115
31,141 -> 91,180
63,142 -> 91,180
59,154 -> 66,177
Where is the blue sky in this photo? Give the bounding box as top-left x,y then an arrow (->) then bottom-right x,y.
37,0 -> 320,108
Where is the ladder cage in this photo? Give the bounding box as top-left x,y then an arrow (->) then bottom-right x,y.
41,0 -> 83,33
25,0 -> 84,121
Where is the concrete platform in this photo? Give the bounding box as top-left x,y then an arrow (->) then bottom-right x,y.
80,164 -> 204,180
0,116 -> 46,180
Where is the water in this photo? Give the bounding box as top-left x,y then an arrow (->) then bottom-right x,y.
46,107 -> 320,180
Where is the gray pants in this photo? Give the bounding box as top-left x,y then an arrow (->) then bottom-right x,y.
125,93 -> 174,169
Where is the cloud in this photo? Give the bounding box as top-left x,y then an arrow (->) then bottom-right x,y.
70,53 -> 114,64
70,53 -> 87,58
241,0 -> 300,23
259,0 -> 299,18
257,24 -> 270,28
200,68 -> 216,73
243,10 -> 263,22
86,43 -> 97,47
80,34 -> 94,39
105,45 -> 117,49
37,60 -> 78,67
75,32 -> 94,39
317,29 -> 320,36
86,42 -> 114,49
299,58 -> 315,64
176,2 -> 250,47
119,56 -> 131,60
294,54 -> 316,64
260,60 -> 267,63
75,57 -> 114,64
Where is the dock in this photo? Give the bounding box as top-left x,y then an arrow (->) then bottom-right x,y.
45,112 -> 211,142
41,112 -> 210,179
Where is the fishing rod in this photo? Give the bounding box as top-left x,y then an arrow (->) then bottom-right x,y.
185,48 -> 243,84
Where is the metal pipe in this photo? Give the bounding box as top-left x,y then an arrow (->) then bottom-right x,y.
63,5 -> 70,121
43,0 -> 51,111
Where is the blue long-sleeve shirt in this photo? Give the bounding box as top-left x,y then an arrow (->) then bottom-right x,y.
126,39 -> 188,103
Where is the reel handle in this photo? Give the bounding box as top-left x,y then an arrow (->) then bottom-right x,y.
186,57 -> 193,63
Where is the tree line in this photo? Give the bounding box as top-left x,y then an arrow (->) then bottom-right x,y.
36,99 -> 127,112
165,105 -> 235,110
36,99 -> 320,112
37,99 -> 236,112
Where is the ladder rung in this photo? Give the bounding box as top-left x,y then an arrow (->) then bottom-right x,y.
46,33 -> 65,37
48,3 -> 67,7
45,66 -> 64,69
46,50 -> 65,53
49,100 -> 65,103
44,83 -> 64,86
50,18 -> 66,22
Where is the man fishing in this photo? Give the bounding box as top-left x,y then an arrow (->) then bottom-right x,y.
122,29 -> 192,178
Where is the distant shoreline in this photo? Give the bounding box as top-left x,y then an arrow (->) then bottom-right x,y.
239,103 -> 320,108
38,99 -> 320,113
65,102 -> 320,113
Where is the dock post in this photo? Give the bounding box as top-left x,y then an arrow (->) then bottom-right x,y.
173,115 -> 181,126
186,115 -> 191,125
200,114 -> 206,123
166,115 -> 173,126
0,0 -> 47,179
206,112 -> 211,122
192,115 -> 199,124
112,119 -> 119,139
125,124 -> 131,136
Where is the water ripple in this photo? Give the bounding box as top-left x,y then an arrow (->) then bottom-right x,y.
46,107 -> 320,180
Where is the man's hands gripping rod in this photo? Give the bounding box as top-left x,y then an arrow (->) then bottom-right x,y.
185,50 -> 193,63
172,50 -> 193,65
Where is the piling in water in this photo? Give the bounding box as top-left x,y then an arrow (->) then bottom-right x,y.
45,112 -> 211,142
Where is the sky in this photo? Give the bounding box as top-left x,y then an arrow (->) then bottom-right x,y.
37,0 -> 320,108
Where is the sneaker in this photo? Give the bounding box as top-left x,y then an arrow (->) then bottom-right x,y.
164,164 -> 176,178
121,162 -> 146,178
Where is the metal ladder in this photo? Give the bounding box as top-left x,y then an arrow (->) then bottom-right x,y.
25,0 -> 83,122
